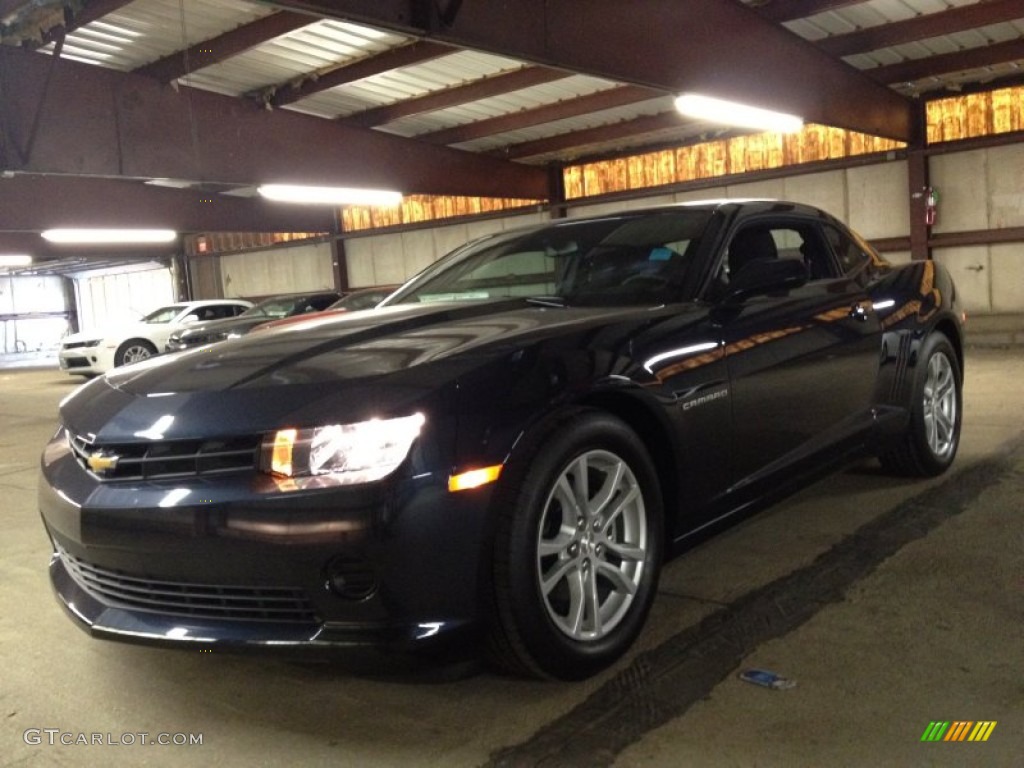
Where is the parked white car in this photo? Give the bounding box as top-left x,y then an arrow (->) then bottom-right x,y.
58,299 -> 253,377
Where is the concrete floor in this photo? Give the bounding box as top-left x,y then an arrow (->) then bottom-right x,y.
1,348 -> 1021,767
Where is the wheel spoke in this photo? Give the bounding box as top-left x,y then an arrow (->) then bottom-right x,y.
596,560 -> 637,595
541,558 -> 577,597
584,566 -> 601,637
603,486 -> 640,530
603,539 -> 645,562
589,460 -> 625,518
556,476 -> 583,520
570,456 -> 590,510
935,408 -> 954,443
566,568 -> 586,636
538,531 -> 574,558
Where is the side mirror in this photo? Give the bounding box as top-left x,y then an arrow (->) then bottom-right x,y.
723,259 -> 808,304
182,313 -> 200,324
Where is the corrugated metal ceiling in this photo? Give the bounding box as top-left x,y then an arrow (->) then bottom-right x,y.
17,0 -> 1024,168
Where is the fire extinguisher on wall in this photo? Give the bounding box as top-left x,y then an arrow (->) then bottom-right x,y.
924,186 -> 938,227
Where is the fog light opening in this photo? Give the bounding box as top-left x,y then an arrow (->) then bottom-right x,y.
325,556 -> 377,601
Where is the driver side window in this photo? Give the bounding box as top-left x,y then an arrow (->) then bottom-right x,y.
716,222 -> 838,294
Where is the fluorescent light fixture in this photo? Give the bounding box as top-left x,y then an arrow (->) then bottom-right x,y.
258,184 -> 403,206
674,93 -> 803,134
0,254 -> 32,267
144,178 -> 195,189
42,228 -> 177,244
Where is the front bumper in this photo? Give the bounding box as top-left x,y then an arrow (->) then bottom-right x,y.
39,428 -> 494,662
58,345 -> 114,375
58,348 -> 101,374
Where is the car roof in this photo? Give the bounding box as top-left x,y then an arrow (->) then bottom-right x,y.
183,299 -> 252,306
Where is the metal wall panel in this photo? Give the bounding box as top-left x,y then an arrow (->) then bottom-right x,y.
74,266 -> 175,332
218,241 -> 335,297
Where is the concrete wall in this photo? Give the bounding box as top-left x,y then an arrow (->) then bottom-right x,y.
205,145 -> 1022,314
930,144 -> 1024,314
343,210 -> 549,288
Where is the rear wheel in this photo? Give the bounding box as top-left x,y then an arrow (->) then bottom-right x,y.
114,339 -> 157,367
488,411 -> 663,679
880,332 -> 961,476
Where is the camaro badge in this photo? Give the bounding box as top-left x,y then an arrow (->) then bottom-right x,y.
86,452 -> 119,475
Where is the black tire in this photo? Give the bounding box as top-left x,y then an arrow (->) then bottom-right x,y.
487,410 -> 663,680
879,332 -> 962,477
114,339 -> 157,367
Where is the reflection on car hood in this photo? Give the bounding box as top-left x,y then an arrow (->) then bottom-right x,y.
115,300 -> 666,392
175,315 -> 271,338
59,300 -> 698,441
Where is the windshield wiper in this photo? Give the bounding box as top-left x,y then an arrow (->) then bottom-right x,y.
524,295 -> 568,308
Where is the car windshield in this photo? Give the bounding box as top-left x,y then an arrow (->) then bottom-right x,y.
386,210 -> 713,308
329,289 -> 393,312
241,298 -> 302,319
141,305 -> 188,323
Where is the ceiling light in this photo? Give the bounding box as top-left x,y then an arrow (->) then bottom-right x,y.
674,93 -> 803,134
0,254 -> 33,267
41,229 -> 177,244
258,184 -> 403,206
144,178 -> 195,189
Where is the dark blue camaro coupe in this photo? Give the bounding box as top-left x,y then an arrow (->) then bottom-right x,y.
39,201 -> 964,679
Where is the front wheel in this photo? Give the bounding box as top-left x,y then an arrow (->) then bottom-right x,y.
880,332 -> 962,476
114,339 -> 157,367
488,411 -> 663,679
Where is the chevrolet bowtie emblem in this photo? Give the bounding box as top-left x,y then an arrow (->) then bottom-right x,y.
86,452 -> 119,475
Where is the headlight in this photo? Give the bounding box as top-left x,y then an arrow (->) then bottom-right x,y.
260,413 -> 425,487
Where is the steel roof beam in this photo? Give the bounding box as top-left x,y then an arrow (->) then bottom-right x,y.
134,11 -> 315,83
500,112 -> 688,161
868,38 -> 1024,86
418,85 -> 662,145
34,0 -> 136,47
0,230 -> 175,268
0,175 -> 340,233
817,0 -> 1024,58
267,40 -> 455,107
344,66 -> 570,128
287,0 -> 914,141
751,0 -> 866,24
0,47 -> 550,200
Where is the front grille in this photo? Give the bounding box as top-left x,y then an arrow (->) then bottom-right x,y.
62,341 -> 97,351
58,547 -> 319,623
67,430 -> 259,481
63,357 -> 91,368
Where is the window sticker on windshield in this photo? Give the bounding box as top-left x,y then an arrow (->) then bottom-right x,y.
418,292 -> 491,303
649,247 -> 674,261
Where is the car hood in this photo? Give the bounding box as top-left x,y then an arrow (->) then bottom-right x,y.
175,314 -> 272,338
59,299 -> 706,441
62,323 -> 141,343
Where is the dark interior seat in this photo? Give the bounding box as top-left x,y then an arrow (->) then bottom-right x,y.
728,228 -> 778,278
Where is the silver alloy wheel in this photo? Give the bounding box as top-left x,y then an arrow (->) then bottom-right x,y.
121,344 -> 153,364
923,350 -> 957,459
536,449 -> 648,641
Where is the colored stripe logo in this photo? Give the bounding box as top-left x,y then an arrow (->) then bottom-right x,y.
921,721 -> 997,742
